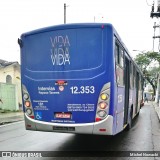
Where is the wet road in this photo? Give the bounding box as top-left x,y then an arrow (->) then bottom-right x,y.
0,102 -> 160,160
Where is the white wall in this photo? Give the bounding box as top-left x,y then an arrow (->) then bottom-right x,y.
0,63 -> 22,108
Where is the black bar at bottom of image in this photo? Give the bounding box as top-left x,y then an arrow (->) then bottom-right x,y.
0,151 -> 160,158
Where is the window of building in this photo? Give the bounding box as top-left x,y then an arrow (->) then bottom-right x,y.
6,75 -> 12,84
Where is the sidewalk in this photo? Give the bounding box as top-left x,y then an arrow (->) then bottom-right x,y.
0,110 -> 24,125
152,101 -> 160,121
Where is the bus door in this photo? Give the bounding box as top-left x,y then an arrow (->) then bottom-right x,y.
124,56 -> 130,125
135,72 -> 139,113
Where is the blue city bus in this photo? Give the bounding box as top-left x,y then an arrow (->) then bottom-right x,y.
19,23 -> 144,135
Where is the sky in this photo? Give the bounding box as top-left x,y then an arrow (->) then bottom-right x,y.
0,0 -> 158,63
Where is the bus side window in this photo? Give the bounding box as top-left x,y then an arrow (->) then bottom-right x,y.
115,43 -> 124,68
115,43 -> 119,64
130,63 -> 133,89
120,49 -> 124,68
133,66 -> 135,88
115,42 -> 124,86
139,76 -> 141,91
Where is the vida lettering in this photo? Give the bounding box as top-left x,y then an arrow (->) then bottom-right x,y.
50,35 -> 71,66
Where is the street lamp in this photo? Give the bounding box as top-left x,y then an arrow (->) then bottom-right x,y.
133,50 -> 146,53
132,50 -> 147,58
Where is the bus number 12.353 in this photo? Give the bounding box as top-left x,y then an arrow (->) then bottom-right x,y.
70,86 -> 95,94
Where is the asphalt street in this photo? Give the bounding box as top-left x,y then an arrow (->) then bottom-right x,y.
0,102 -> 160,160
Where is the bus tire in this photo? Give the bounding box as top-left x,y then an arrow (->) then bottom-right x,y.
126,108 -> 133,131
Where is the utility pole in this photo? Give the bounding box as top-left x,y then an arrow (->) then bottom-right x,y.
153,22 -> 160,51
150,1 -> 160,51
64,3 -> 66,24
150,1 -> 160,103
150,0 -> 160,18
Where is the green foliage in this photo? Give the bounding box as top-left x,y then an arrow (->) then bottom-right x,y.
134,51 -> 160,95
134,52 -> 151,70
146,52 -> 160,63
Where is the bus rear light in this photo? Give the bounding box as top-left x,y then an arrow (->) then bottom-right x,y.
22,85 -> 34,119
95,82 -> 111,122
25,101 -> 31,107
29,116 -> 34,119
95,117 -> 102,122
27,124 -> 32,128
99,129 -> 106,132
99,102 -> 107,109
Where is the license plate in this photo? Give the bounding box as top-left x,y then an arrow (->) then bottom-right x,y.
55,112 -> 71,119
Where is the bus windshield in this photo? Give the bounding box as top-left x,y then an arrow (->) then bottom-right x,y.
25,28 -> 103,72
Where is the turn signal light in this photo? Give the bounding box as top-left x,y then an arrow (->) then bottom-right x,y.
100,93 -> 108,100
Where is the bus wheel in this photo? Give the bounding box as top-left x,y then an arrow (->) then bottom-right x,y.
126,108 -> 133,131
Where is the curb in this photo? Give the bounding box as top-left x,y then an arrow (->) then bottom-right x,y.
152,102 -> 160,121
0,114 -> 24,125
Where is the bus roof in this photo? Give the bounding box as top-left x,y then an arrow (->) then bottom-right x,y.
21,23 -> 113,37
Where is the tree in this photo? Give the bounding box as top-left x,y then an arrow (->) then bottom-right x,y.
134,52 -> 151,70
134,51 -> 160,95
147,52 -> 160,65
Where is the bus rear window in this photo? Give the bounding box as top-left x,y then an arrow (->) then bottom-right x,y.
25,28 -> 103,72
